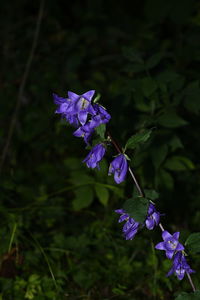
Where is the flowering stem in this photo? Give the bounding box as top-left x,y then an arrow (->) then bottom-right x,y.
107,131 -> 196,292
107,131 -> 145,197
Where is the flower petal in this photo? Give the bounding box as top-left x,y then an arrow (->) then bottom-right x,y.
162,230 -> 172,240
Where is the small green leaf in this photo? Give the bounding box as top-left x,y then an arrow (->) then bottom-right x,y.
175,291 -> 200,300
164,156 -> 195,171
185,233 -> 200,254
95,185 -> 109,206
73,186 -> 94,210
169,136 -> 183,152
125,129 -> 152,150
123,197 -> 149,223
144,189 -> 159,200
95,124 -> 106,139
157,111 -> 188,128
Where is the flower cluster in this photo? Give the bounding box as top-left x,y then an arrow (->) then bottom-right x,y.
155,231 -> 194,280
53,90 -> 128,184
115,203 -> 160,240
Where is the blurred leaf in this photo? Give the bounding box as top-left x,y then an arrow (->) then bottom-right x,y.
146,53 -> 163,69
95,185 -> 109,206
175,291 -> 200,300
122,47 -> 144,64
141,77 -> 157,97
169,136 -> 183,151
73,186 -> 94,210
125,129 -> 152,150
157,169 -> 174,190
185,233 -> 200,254
164,156 -> 195,171
151,144 -> 168,169
157,111 -> 188,128
184,81 -> 200,114
123,197 -> 149,223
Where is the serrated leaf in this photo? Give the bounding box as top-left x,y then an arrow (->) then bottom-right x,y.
95,124 -> 106,139
95,185 -> 109,206
125,129 -> 152,150
164,156 -> 195,171
123,197 -> 149,223
73,186 -> 94,210
144,189 -> 159,200
157,111 -> 188,128
175,291 -> 200,300
185,233 -> 200,254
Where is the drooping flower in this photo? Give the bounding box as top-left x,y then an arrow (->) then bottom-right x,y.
115,209 -> 139,240
73,123 -> 94,144
108,154 -> 128,184
53,93 -> 74,116
83,143 -> 106,169
167,251 -> 195,280
89,104 -> 111,128
155,231 -> 184,259
145,203 -> 161,230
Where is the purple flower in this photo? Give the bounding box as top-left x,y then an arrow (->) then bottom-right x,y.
167,251 -> 195,280
73,123 -> 94,144
68,90 -> 96,125
53,93 -> 73,115
108,154 -> 128,184
83,143 -> 106,169
89,104 -> 111,128
145,203 -> 161,230
115,209 -> 139,240
155,231 -> 184,259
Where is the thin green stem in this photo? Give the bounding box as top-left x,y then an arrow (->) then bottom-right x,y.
8,223 -> 17,253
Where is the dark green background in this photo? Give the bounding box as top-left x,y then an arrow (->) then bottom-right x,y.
0,0 -> 200,299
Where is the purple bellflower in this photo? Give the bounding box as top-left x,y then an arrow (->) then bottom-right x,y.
167,251 -> 195,280
115,209 -> 139,240
145,203 -> 161,230
83,143 -> 106,169
73,123 -> 94,144
109,154 -> 128,184
89,104 -> 111,128
68,90 -> 96,125
155,231 -> 184,259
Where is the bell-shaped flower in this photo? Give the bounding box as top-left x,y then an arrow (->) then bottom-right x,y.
145,203 -> 161,230
167,251 -> 195,280
89,104 -> 111,128
155,231 -> 184,259
108,154 -> 128,184
83,143 -> 106,169
73,123 -> 94,144
68,90 -> 96,125
115,209 -> 139,240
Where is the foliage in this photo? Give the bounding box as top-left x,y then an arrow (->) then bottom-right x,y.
1,0 -> 200,299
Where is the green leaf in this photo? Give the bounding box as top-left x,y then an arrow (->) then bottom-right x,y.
146,53 -> 163,69
95,124 -> 106,139
157,169 -> 174,190
164,156 -> 195,171
95,185 -> 109,206
175,291 -> 200,300
125,129 -> 152,150
157,111 -> 188,128
144,189 -> 159,200
123,197 -> 149,223
151,144 -> 168,169
185,233 -> 200,254
141,77 -> 157,97
73,186 -> 94,210
169,136 -> 183,152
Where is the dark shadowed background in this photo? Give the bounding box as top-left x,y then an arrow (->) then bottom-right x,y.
0,0 -> 200,299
